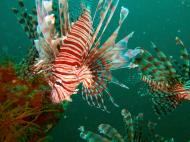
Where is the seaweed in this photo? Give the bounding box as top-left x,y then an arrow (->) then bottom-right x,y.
0,62 -> 68,142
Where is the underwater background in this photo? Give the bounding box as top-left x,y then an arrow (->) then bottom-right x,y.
0,0 -> 190,141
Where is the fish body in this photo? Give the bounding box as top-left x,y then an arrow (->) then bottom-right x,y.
37,0 -> 140,111
134,37 -> 190,116
13,0 -> 141,111
49,10 -> 93,103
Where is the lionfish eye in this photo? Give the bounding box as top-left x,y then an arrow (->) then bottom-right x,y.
75,65 -> 79,69
55,80 -> 62,86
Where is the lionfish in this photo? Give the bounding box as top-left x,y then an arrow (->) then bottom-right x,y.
12,0 -> 142,112
134,37 -> 190,116
79,108 -> 174,142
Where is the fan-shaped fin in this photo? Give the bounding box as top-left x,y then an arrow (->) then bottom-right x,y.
98,124 -> 125,142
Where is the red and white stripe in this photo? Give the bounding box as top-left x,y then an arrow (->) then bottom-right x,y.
49,10 -> 93,103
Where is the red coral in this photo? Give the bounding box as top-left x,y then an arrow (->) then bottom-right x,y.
0,62 -> 64,142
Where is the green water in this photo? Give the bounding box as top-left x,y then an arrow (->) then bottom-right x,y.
0,0 -> 190,142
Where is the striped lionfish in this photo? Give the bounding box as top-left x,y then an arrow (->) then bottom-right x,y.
12,0 -> 142,112
79,108 -> 174,142
134,37 -> 190,116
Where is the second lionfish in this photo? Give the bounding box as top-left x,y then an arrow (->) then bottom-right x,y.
79,108 -> 174,142
134,37 -> 190,116
13,0 -> 142,112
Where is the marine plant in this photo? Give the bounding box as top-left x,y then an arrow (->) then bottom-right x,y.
0,62 -> 67,142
